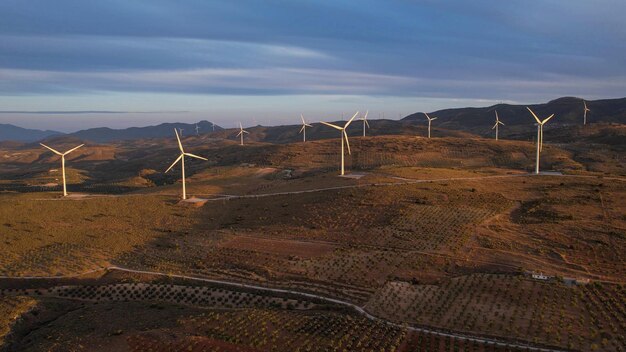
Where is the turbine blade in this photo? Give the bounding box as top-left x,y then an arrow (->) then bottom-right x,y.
174,129 -> 184,152
236,131 -> 243,137
495,110 -> 499,121
63,144 -> 84,155
431,117 -> 437,121
242,130 -> 249,134
344,111 -> 359,128
320,121 -> 343,130
499,121 -> 505,125
543,114 -> 555,124
305,124 -> 313,127
526,107 -> 542,124
165,154 -> 183,173
299,125 -> 305,133
343,130 -> 351,155
363,110 -> 369,120
40,143 -> 63,156
184,152 -> 208,161
424,112 -> 430,119
492,123 -> 498,129
301,114 -> 306,124
365,119 -> 370,128
239,122 -> 243,130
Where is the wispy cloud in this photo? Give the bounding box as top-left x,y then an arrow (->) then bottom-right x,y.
0,110 -> 188,114
0,0 -> 624,130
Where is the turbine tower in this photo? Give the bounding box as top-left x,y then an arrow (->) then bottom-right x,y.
39,143 -> 84,197
320,111 -> 358,176
424,113 -> 437,138
583,100 -> 591,125
299,114 -> 313,142
492,110 -> 505,141
361,110 -> 370,137
195,124 -> 200,136
527,107 -> 555,175
236,122 -> 249,146
165,129 -> 207,200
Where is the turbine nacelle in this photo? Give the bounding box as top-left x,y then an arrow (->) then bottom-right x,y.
424,112 -> 437,122
39,142 -> 85,196
299,114 -> 313,133
40,143 -> 85,156
320,111 -> 358,155
527,107 -> 555,174
320,111 -> 359,175
165,129 -> 207,200
236,122 -> 250,145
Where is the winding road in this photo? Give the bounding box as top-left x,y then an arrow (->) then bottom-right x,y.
1,265 -> 566,352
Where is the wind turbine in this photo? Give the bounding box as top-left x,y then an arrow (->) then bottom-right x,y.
527,107 -> 555,174
236,122 -> 249,146
195,124 -> 200,136
424,113 -> 437,138
299,114 -> 313,142
39,143 -> 84,197
165,129 -> 207,200
583,100 -> 591,125
361,110 -> 370,137
492,110 -> 505,141
178,128 -> 184,138
320,111 -> 359,176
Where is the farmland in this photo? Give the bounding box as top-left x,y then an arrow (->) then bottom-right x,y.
0,133 -> 625,351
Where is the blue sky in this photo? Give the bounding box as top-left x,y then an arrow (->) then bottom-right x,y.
0,0 -> 624,132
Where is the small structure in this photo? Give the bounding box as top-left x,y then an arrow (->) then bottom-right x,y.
531,272 -> 550,281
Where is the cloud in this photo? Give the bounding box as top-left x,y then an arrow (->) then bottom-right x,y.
0,0 -> 624,131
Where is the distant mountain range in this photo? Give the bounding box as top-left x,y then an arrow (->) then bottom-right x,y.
402,96 -> 626,134
0,124 -> 61,142
0,120 -> 222,143
1,97 -> 624,143
69,120 -> 222,143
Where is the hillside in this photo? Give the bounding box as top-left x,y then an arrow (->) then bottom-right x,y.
403,96 -> 626,137
69,120 -> 223,142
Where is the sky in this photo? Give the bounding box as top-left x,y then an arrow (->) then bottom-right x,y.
0,0 -> 624,132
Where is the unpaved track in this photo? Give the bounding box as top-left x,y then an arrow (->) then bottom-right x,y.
28,172 -> 625,201
9,172 -> 622,349
1,265 -> 565,352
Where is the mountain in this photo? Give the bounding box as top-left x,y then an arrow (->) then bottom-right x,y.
69,120 -> 222,143
0,124 -> 62,142
402,97 -> 626,137
2,96 -> 624,143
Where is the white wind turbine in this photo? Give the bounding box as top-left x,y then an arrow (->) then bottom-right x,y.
299,114 -> 313,142
165,129 -> 207,200
424,113 -> 437,138
492,110 -> 505,141
195,124 -> 200,136
236,122 -> 249,145
527,107 -> 555,174
320,111 -> 359,176
583,100 -> 591,125
361,110 -> 370,137
39,143 -> 84,197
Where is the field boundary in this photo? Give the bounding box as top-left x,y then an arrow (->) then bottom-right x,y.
0,265 -> 566,352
